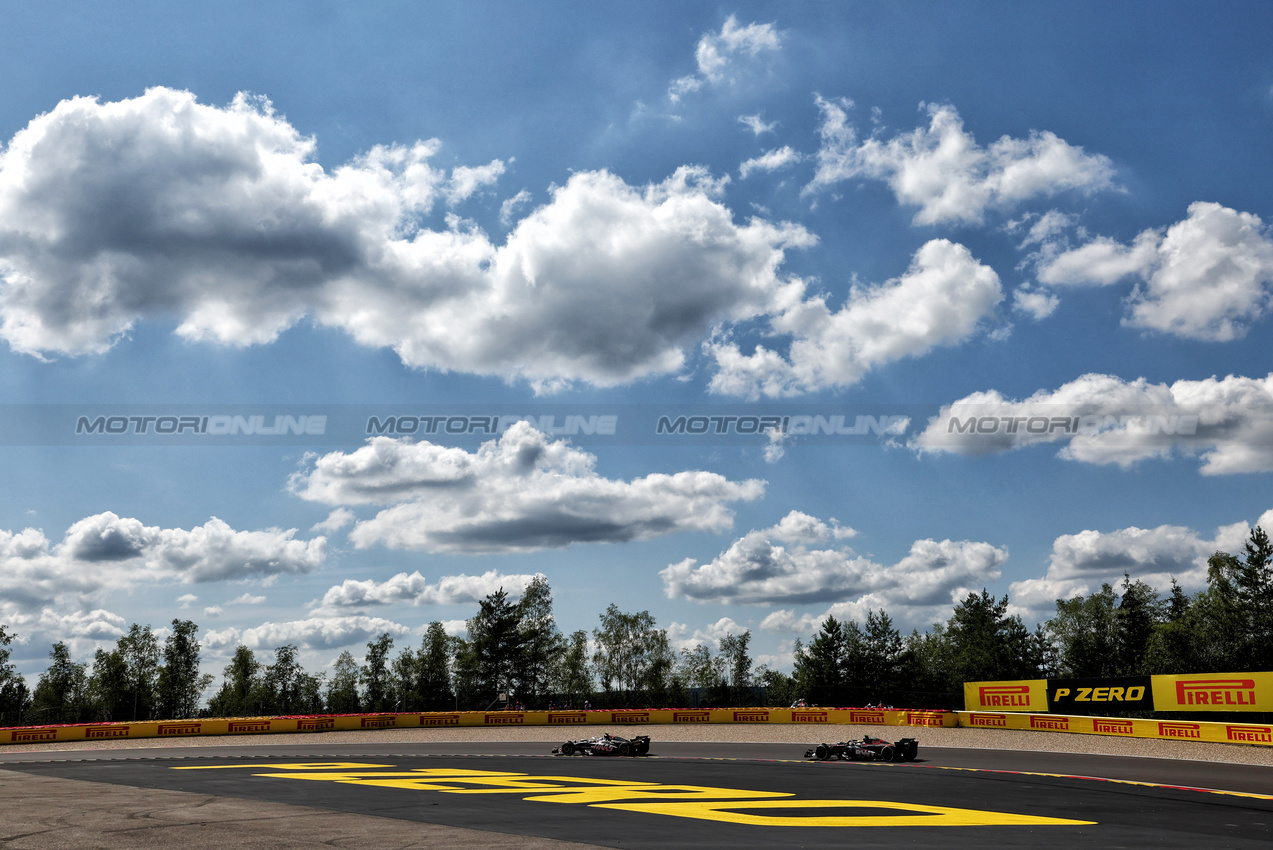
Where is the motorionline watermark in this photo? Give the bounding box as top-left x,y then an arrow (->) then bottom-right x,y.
76,414 -> 328,436
654,413 -> 909,436
940,413 -> 1199,437
31,403 -> 1270,446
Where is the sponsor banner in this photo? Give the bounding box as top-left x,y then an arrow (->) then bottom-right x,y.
1091,718 -> 1134,736
85,725 -> 131,739
0,707 -> 959,747
967,713 -> 1008,728
905,711 -> 957,728
1029,715 -> 1071,731
955,712 -> 1273,747
1157,721 -> 1201,740
1225,724 -> 1273,744
1152,671 -> 1273,712
359,715 -> 397,729
1048,676 -> 1153,714
732,710 -> 770,722
963,680 -> 1048,712
418,713 -> 462,727
296,718 -> 336,732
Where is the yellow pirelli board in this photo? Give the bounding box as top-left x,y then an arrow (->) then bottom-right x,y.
1151,671 -> 1273,712
959,710 -> 1273,746
1,707 -> 958,745
963,679 -> 1049,713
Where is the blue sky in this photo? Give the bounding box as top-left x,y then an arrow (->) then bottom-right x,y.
2,1 -> 1273,683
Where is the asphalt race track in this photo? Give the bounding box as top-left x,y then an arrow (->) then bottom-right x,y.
3,741 -> 1272,848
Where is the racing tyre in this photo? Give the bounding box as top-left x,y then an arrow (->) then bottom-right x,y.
560,741 -> 575,755
634,741 -> 649,756
879,746 -> 895,762
814,744 -> 830,761
618,742 -> 632,757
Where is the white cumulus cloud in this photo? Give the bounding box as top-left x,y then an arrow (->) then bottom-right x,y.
1008,511 -> 1272,616
707,239 -> 1002,397
0,512 -> 325,609
662,511 -> 1007,629
912,372 -> 1273,475
1035,202 -> 1273,341
317,569 -> 542,610
0,89 -> 815,392
235,616 -> 412,650
290,422 -> 765,554
805,98 -> 1115,225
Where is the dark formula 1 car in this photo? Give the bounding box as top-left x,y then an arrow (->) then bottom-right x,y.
805,735 -> 918,762
553,733 -> 650,757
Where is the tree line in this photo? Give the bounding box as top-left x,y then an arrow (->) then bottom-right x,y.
2,527 -> 1270,725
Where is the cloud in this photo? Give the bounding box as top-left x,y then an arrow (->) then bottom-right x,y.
667,617 -> 746,652
805,98 -> 1115,225
912,372 -> 1273,474
738,114 -> 776,136
706,239 -> 1002,397
1008,511 -> 1272,616
215,616 -> 412,651
739,146 -> 803,179
203,605 -> 223,618
317,569 -> 542,610
669,16 -> 781,102
445,159 -> 507,205
176,593 -> 197,609
498,189 -> 532,226
311,508 -> 356,534
1012,286 -> 1059,320
0,603 -> 130,663
0,512 -> 325,608
1035,202 -> 1273,341
290,422 -> 765,554
0,89 -> 816,392
662,511 -> 1007,624
230,593 -> 266,605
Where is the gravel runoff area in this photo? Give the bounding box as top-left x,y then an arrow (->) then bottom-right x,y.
4,722 -> 1273,766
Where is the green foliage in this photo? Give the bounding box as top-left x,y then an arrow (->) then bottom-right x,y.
517,576 -> 565,707
208,645 -> 262,717
157,619 -> 211,719
30,641 -> 88,724
118,624 -> 159,721
1049,583 -> 1119,678
417,622 -> 454,710
793,616 -> 846,705
86,648 -> 130,721
326,650 -> 361,713
0,625 -> 30,725
360,633 -> 395,712
464,588 -> 524,706
592,605 -> 673,706
944,590 -> 1039,693
554,629 -> 592,703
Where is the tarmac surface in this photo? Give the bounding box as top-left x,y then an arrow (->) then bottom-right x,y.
3,736 -> 1273,848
